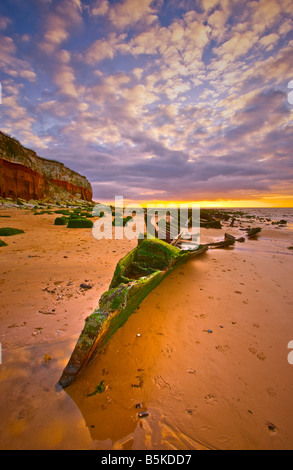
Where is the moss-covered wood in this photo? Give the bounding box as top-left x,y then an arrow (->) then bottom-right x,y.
58,239 -> 207,388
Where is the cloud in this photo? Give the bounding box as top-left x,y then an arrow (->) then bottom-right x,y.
0,35 -> 37,81
39,0 -> 83,54
90,0 -> 109,17
108,0 -> 158,29
1,0 -> 292,203
84,34 -> 121,64
214,30 -> 259,63
258,33 -> 279,51
249,0 -> 281,34
0,15 -> 11,31
201,0 -> 220,13
52,63 -> 78,98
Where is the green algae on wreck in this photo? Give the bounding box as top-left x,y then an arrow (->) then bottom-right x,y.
58,238 -> 207,388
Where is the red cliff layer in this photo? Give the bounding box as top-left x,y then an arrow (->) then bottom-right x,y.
50,178 -> 93,202
0,131 -> 93,202
0,158 -> 47,200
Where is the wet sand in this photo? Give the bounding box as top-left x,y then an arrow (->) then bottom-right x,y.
0,208 -> 293,450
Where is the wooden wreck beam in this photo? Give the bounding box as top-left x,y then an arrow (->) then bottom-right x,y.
58,239 -> 208,388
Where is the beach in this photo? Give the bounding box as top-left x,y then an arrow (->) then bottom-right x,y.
0,207 -> 293,450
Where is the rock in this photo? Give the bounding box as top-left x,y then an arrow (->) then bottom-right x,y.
80,283 -> 93,290
44,353 -> 52,363
268,424 -> 276,433
39,310 -> 56,315
138,412 -> 149,418
246,227 -> 262,238
206,238 -> 235,249
225,233 -> 236,241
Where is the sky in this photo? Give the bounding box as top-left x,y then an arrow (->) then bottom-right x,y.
0,0 -> 293,206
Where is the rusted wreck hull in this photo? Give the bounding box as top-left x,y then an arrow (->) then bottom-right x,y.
59,239 -> 208,388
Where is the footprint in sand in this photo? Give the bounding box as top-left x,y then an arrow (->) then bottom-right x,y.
249,347 -> 266,361
215,345 -> 231,353
266,387 -> 277,398
205,394 -> 218,405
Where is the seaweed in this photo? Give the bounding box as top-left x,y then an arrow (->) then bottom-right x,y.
67,218 -> 93,229
54,217 -> 68,226
0,227 -> 24,236
79,211 -> 94,218
112,216 -> 133,226
87,380 -> 105,397
33,211 -> 53,215
0,239 -> 8,247
54,209 -> 71,216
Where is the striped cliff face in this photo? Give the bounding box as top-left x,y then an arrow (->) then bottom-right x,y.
0,132 -> 92,203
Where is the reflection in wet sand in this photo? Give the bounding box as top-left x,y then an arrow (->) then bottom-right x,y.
66,257 -> 211,450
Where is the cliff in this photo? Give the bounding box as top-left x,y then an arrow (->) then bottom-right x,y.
0,131 -> 92,202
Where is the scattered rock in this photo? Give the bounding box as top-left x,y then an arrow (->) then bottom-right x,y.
44,353 -> 52,363
246,227 -> 262,238
268,424 -> 277,433
80,283 -> 93,290
39,310 -> 56,315
131,376 -> 143,388
225,233 -> 236,242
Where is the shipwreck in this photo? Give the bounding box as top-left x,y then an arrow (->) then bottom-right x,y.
58,210 -> 261,388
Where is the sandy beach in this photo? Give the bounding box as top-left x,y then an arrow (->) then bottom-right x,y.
0,207 -> 293,450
